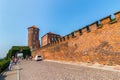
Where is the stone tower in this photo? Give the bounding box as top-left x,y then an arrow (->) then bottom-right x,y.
28,25 -> 40,51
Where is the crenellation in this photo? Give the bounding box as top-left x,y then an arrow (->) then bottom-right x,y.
100,15 -> 112,25
97,21 -> 102,29
74,30 -> 80,37
79,29 -> 82,35
110,18 -> 117,24
81,27 -> 88,34
71,32 -> 76,38
32,10 -> 120,66
114,11 -> 120,20
67,35 -> 70,40
89,21 -> 98,31
64,35 -> 69,41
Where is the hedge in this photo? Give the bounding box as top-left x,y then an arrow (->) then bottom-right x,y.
0,59 -> 10,73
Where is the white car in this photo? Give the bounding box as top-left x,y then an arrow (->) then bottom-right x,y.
34,55 -> 42,61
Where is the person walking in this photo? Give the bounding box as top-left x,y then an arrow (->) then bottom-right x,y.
8,56 -> 15,70
8,59 -> 13,70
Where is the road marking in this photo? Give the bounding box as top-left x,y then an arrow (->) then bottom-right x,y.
17,65 -> 20,80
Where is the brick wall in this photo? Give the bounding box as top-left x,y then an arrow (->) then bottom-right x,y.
42,35 -> 48,47
33,11 -> 120,65
41,32 -> 61,47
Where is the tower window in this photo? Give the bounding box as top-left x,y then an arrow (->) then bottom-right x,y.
33,42 -> 36,44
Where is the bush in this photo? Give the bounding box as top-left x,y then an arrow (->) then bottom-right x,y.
0,59 -> 10,73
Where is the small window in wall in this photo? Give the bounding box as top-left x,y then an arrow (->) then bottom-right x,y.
54,37 -> 57,41
33,42 -> 36,44
35,31 -> 37,34
33,35 -> 36,40
53,37 -> 56,41
56,37 -> 58,41
51,37 -> 56,42
30,31 -> 33,33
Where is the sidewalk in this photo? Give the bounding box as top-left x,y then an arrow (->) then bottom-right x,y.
0,65 -> 19,80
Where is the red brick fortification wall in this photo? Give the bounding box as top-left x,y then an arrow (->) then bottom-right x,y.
33,11 -> 120,66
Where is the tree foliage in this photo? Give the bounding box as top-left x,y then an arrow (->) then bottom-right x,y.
6,46 -> 31,59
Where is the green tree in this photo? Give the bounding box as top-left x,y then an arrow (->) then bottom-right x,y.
6,46 -> 31,59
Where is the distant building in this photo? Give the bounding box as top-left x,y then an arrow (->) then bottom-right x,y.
28,25 -> 40,51
41,32 -> 61,47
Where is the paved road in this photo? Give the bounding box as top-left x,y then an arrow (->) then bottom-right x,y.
0,65 -> 17,80
19,60 -> 120,80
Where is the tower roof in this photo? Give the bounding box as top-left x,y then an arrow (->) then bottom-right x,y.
41,32 -> 61,38
28,25 -> 39,30
47,32 -> 56,35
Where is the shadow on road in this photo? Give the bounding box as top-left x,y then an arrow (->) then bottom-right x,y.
0,75 -> 6,80
0,68 -> 8,80
0,67 -> 23,80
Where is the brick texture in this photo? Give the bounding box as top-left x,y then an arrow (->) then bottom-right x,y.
28,26 -> 40,51
33,11 -> 120,66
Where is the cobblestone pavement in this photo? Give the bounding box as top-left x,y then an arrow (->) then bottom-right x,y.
19,60 -> 120,80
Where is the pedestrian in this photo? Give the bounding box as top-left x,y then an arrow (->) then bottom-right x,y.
12,56 -> 15,65
8,56 -> 15,70
14,57 -> 17,65
8,59 -> 13,70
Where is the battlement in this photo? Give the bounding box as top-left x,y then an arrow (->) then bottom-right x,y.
100,15 -> 112,25
89,21 -> 98,31
43,11 -> 120,46
114,11 -> 120,20
33,10 -> 120,66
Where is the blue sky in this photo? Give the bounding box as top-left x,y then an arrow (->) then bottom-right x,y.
0,0 -> 120,58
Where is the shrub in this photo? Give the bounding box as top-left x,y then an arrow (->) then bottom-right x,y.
0,59 -> 10,73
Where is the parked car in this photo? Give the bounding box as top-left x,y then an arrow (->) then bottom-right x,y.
34,55 -> 42,61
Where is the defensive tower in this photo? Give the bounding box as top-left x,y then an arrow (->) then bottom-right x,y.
28,25 -> 40,51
